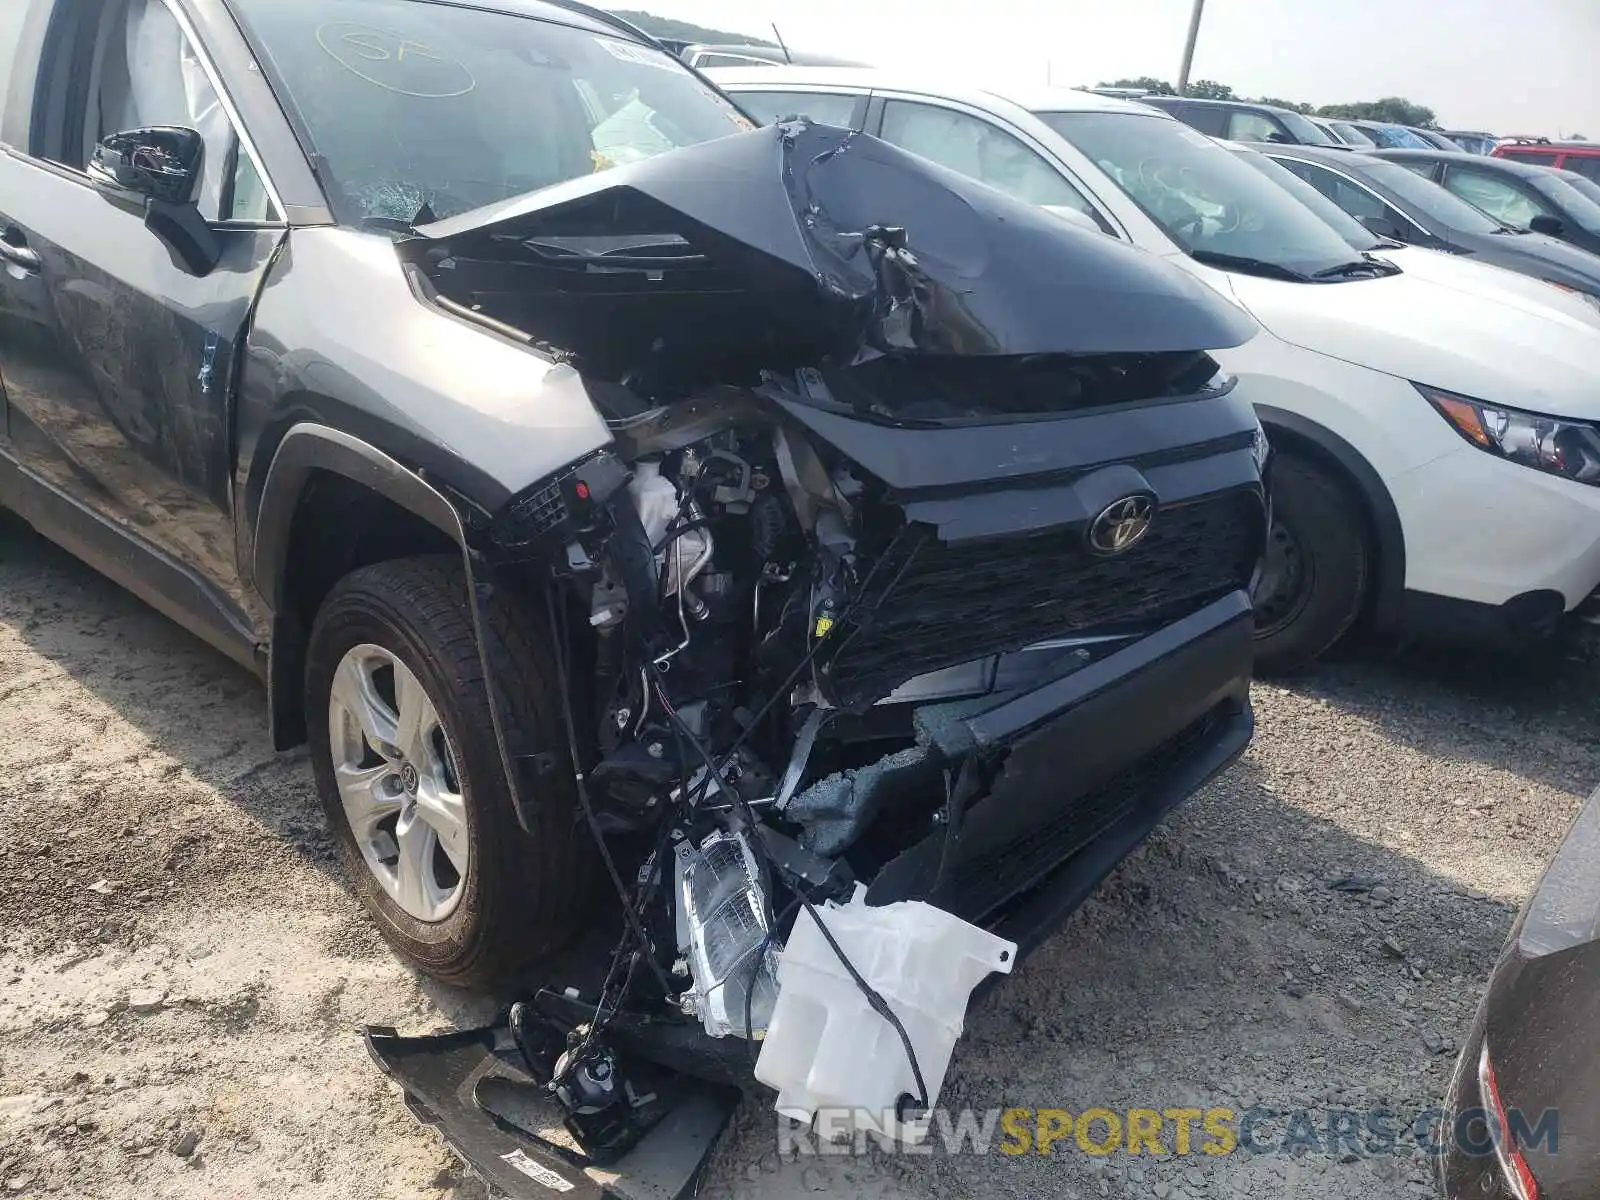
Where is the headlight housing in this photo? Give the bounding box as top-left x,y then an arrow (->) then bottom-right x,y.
1416,383 -> 1600,486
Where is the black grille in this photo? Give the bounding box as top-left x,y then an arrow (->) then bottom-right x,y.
820,491 -> 1261,708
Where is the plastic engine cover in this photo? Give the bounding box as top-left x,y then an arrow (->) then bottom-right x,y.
754,887 -> 1016,1144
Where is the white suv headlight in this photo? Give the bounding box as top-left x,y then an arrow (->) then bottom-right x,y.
1418,383 -> 1600,486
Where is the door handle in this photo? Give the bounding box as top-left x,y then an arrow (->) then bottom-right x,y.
0,236 -> 40,274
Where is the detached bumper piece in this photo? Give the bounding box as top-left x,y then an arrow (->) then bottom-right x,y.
364,1022 -> 739,1200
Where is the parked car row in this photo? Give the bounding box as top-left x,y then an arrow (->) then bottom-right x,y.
711,66 -> 1600,679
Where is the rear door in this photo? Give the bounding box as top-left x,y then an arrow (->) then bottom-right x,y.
0,0 -> 284,614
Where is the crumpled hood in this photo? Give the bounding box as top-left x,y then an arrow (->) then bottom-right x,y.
1223,258 -> 1600,418
408,121 -> 1256,380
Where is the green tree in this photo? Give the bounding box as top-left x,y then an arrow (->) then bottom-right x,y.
1097,76 -> 1177,95
1186,80 -> 1236,100
610,9 -> 776,46
1317,98 -> 1439,128
1253,96 -> 1315,115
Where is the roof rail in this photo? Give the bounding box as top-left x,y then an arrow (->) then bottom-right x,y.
536,0 -> 664,49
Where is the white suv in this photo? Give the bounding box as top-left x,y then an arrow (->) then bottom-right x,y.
712,68 -> 1600,670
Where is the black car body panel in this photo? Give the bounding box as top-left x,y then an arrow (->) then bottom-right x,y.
1439,786 -> 1600,1200
1258,143 -> 1600,299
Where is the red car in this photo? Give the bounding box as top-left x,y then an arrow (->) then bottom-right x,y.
1493,139 -> 1600,188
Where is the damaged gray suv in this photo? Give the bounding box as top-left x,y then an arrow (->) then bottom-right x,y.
0,0 -> 1269,1190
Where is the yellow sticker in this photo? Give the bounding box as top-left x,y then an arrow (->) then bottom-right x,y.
814,616 -> 835,638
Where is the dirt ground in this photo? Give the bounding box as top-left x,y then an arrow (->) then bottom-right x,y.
2,509 -> 1597,1200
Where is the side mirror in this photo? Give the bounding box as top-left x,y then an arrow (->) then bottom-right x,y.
88,126 -> 203,205
1359,213 -> 1408,241
87,126 -> 219,276
1529,214 -> 1565,237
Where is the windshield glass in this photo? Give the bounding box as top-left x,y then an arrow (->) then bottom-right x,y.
1037,111 -> 1367,275
1231,152 -> 1380,249
231,0 -> 753,225
1356,159 -> 1504,233
1278,110 -> 1337,146
1528,173 -> 1600,235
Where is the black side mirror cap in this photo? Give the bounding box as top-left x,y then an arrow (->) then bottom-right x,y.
1529,214 -> 1565,237
88,126 -> 204,206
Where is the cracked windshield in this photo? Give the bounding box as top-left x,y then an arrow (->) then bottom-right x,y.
231,0 -> 753,223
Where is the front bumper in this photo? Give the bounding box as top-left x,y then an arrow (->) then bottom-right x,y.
368,594 -> 1256,1198
869,589 -> 1256,958
1389,444 -> 1600,614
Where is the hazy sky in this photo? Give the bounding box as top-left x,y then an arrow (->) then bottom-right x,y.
648,0 -> 1599,136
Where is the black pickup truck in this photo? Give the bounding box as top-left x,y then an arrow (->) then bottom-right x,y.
0,0 -> 1267,1193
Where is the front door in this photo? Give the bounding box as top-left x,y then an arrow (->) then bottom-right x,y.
0,0 -> 283,624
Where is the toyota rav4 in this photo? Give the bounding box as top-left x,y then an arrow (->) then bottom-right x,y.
0,0 -> 1266,1192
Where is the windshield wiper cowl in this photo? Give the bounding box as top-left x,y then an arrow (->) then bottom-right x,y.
1189,250 -> 1311,282
1311,254 -> 1402,280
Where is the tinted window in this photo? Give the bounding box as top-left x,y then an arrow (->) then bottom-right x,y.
1276,109 -> 1338,146
1351,158 -> 1502,232
232,0 -> 753,224
1561,155 -> 1600,185
1442,167 -> 1551,229
1330,122 -> 1377,148
74,0 -> 274,221
733,89 -> 859,129
1275,158 -> 1388,221
693,53 -> 766,67
1226,110 -> 1287,143
1559,171 -> 1600,205
879,99 -> 1098,211
1526,172 -> 1600,235
1040,111 -> 1367,275
1176,103 -> 1228,136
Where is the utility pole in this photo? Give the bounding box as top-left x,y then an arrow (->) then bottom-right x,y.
1177,0 -> 1206,95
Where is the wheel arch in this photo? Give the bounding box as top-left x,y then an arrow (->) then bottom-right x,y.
1256,405 -> 1407,630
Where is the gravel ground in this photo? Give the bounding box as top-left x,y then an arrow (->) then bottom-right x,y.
1,508 -> 1597,1200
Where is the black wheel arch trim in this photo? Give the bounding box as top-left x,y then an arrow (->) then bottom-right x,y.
253,426 -> 529,832
1255,406 -> 1406,630
252,423 -> 466,615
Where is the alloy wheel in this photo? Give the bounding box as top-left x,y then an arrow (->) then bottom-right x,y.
327,644 -> 469,922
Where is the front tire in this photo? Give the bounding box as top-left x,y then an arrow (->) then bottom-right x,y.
305,556 -> 592,986
1251,455 -> 1369,674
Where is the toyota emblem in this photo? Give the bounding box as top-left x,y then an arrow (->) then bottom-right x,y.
1087,495 -> 1155,556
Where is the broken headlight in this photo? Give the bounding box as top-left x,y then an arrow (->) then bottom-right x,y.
674,830 -> 780,1038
